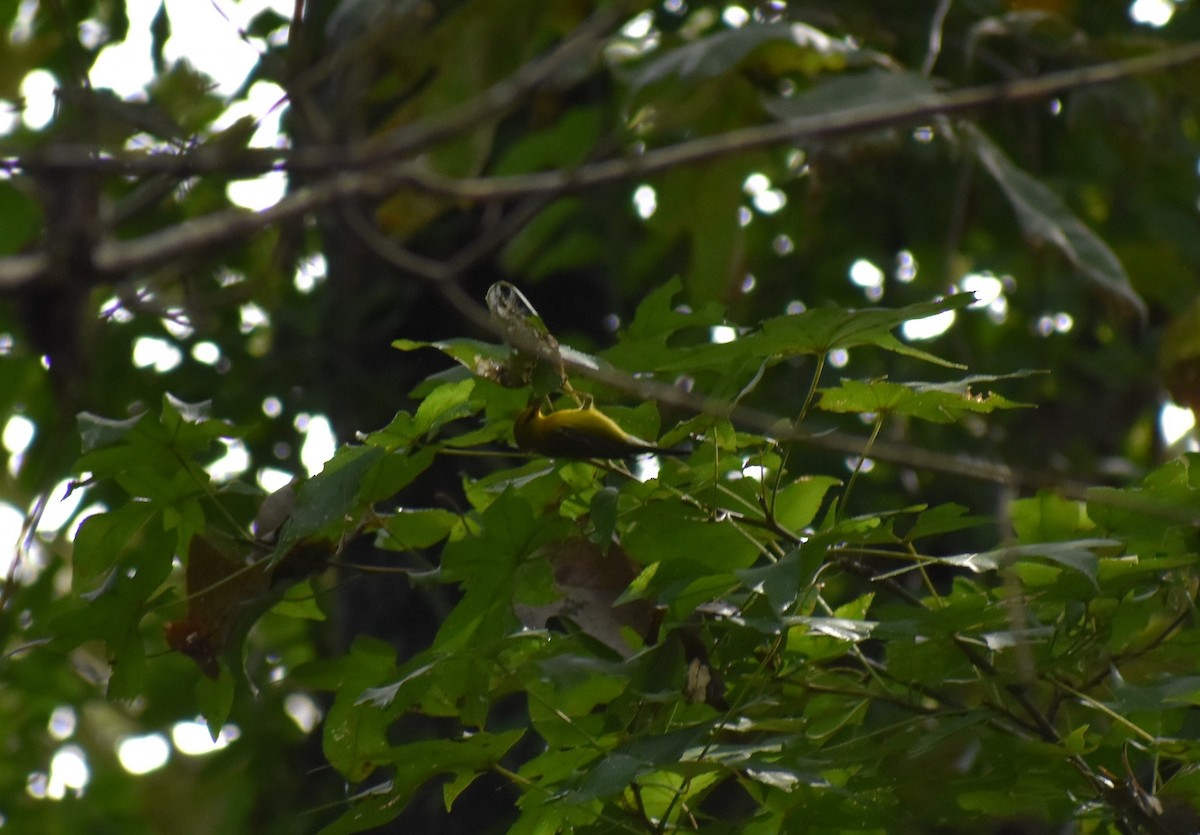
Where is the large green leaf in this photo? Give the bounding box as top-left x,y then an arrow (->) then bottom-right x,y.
764,69 -> 942,121
272,445 -> 384,561
564,724 -> 712,803
817,374 -> 1033,423
610,294 -> 975,373
316,637 -> 405,783
626,21 -> 854,94
937,539 -> 1120,585
969,125 -> 1145,318
622,497 -> 760,570
71,502 -> 174,587
318,731 -> 524,835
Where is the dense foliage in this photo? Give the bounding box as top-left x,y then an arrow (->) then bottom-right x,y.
4,1 -> 1200,833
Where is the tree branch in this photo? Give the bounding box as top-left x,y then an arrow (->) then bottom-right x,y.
2,39 -> 1197,293
7,38 -> 1199,182
400,39 -> 1200,201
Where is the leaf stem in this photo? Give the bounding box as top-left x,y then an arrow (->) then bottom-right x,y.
835,412 -> 885,522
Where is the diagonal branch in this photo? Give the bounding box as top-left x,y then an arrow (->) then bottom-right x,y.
398,39 -> 1200,201
3,40 -> 1198,298
7,37 -> 1199,182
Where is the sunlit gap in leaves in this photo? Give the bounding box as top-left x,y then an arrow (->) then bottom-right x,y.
36,479 -> 86,535
28,745 -> 90,800
125,133 -> 176,157
723,5 -> 751,27
622,10 -> 655,40
957,271 -> 1010,324
901,295 -> 959,341
18,69 -> 55,130
28,706 -> 89,799
219,81 -> 290,211
241,302 -> 272,357
295,254 -> 328,294
848,258 -> 884,302
726,459 -> 767,481
48,706 -> 77,740
215,269 -> 244,289
88,5 -> 151,95
1130,0 -> 1177,27
896,250 -> 917,283
710,325 -> 737,344
115,733 -> 170,775
743,172 -> 787,215
258,467 -> 295,493
161,310 -> 194,341
1160,401 -> 1197,450
256,401 -> 292,484
207,439 -> 251,481
0,476 -> 93,585
9,0 -> 35,43
0,474 -> 103,580
632,456 -> 661,482
191,341 -> 222,366
4,413 -> 35,475
1036,312 -> 1074,336
33,719 -> 88,805
85,0 -> 294,209
285,693 -> 323,734
239,302 -> 270,333
633,184 -> 657,219
245,401 -> 330,490
100,293 -> 134,323
609,11 -> 659,61
90,0 -> 292,98
845,455 -> 876,475
296,414 -> 336,477
132,336 -> 183,373
172,720 -> 240,756
228,169 -> 288,212
0,100 -> 18,135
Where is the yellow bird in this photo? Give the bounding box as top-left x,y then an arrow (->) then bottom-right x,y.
514,400 -> 687,459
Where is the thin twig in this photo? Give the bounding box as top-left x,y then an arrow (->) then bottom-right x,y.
923,0 -> 954,77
